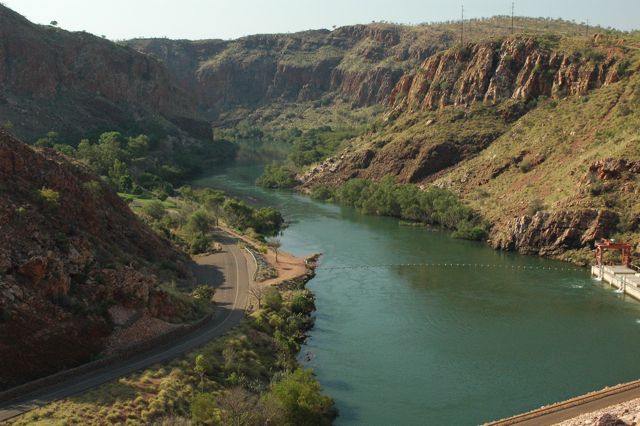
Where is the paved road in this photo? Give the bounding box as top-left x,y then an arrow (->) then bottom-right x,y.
0,232 -> 251,423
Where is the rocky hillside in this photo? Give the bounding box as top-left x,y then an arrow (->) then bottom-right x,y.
300,33 -> 640,261
125,18 -> 592,118
0,131 -> 196,390
0,5 -> 206,141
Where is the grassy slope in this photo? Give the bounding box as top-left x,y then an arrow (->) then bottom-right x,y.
11,292 -> 326,425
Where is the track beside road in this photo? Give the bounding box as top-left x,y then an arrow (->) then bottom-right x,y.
487,379 -> 640,425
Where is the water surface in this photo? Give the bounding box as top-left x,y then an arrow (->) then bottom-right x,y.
195,165 -> 640,425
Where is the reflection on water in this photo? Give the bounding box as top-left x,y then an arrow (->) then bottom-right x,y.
195,165 -> 640,425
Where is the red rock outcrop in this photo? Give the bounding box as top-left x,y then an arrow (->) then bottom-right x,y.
489,209 -> 618,257
386,36 -> 624,118
0,131 -> 193,390
585,158 -> 640,181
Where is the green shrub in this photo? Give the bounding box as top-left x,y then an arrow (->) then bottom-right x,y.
264,287 -> 283,311
332,176 -> 484,237
451,223 -> 487,241
191,285 -> 215,301
185,210 -> 213,238
190,393 -> 220,424
268,369 -> 336,426
142,200 -> 167,221
257,163 -> 297,189
38,187 -> 60,205
519,160 -> 533,173
310,185 -> 334,201
527,199 -> 546,216
290,292 -> 315,314
189,235 -> 210,254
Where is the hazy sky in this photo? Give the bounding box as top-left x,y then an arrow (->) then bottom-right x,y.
4,0 -> 639,40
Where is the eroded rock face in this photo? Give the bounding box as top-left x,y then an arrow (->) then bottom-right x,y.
489,209 -> 618,256
586,158 -> 640,181
386,36 -> 624,118
0,131 -> 192,390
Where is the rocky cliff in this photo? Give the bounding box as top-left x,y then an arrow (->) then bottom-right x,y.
0,5 -> 205,141
386,36 -> 624,117
126,24 -> 442,114
0,131 -> 195,390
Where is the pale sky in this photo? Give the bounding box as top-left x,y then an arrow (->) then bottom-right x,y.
4,0 -> 639,41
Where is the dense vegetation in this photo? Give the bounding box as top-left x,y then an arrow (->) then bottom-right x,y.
311,176 -> 488,240
14,286 -> 336,426
35,130 -> 236,196
251,124 -> 367,188
256,163 -> 298,189
124,187 -> 284,255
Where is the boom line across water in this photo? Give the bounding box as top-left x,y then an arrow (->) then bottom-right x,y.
317,263 -> 586,272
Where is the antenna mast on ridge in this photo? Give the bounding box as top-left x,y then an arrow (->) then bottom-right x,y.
586,19 -> 590,37
461,3 -> 464,44
511,2 -> 515,34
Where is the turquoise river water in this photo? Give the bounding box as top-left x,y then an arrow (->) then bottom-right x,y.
195,165 -> 640,425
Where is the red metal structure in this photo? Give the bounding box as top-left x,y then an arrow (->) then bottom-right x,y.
595,239 -> 632,267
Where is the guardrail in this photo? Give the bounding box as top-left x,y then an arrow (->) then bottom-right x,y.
244,247 -> 259,281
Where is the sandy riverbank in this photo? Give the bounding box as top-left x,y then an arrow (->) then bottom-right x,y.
217,225 -> 317,286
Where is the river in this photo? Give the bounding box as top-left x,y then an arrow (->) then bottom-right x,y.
194,164 -> 640,425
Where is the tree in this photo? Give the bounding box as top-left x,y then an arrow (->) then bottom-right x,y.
49,20 -> 58,26
126,134 -> 150,157
217,387 -> 257,426
268,369 -> 335,426
201,190 -> 226,226
222,199 -> 253,230
290,291 -> 314,314
248,285 -> 267,309
256,163 -> 297,189
194,354 -> 210,393
34,131 -> 60,148
268,238 -> 282,263
108,159 -> 130,190
253,207 -> 284,235
186,210 -> 212,238
190,392 -> 220,424
264,287 -> 282,312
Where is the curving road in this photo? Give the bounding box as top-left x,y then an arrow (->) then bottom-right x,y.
0,231 -> 251,423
